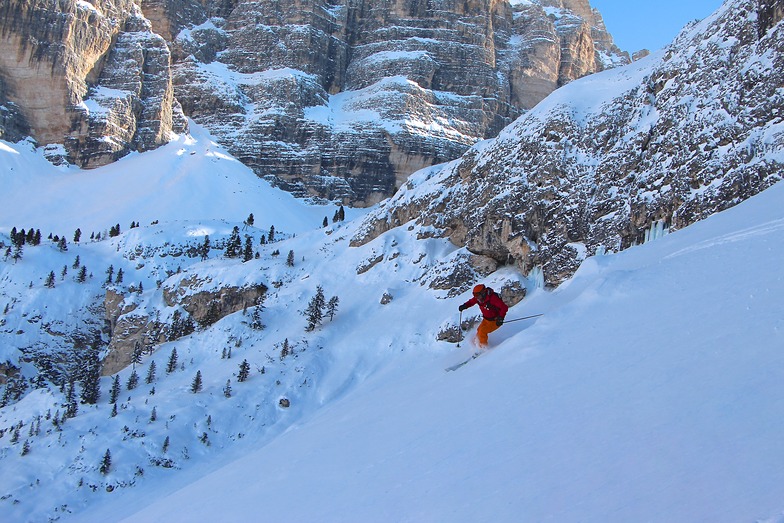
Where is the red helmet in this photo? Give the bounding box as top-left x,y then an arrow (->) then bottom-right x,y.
473,284 -> 486,296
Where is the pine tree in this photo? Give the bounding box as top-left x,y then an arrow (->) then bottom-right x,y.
131,342 -> 143,368
110,403 -> 118,417
45,271 -> 56,288
223,379 -> 232,398
73,228 -> 81,243
12,241 -> 22,263
126,370 -> 139,390
61,265 -> 68,279
243,236 -> 253,262
77,265 -> 87,283
245,213 -> 254,227
326,295 -> 339,321
200,235 -> 210,261
145,361 -> 157,384
100,449 -> 112,474
64,380 -> 78,419
162,435 -> 170,453
303,285 -> 326,331
280,338 -> 290,360
79,343 -> 101,404
225,226 -> 241,258
58,237 -> 67,252
190,370 -> 203,393
21,440 -> 31,456
237,360 -> 250,382
268,225 -> 275,242
249,300 -> 265,330
105,265 -> 114,285
149,406 -> 157,422
287,250 -> 295,267
338,205 -> 345,221
323,216 -> 329,227
72,255 -> 80,269
116,268 -> 124,284
109,375 -> 121,404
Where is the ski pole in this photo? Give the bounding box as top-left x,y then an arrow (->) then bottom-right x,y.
457,310 -> 463,347
503,313 -> 543,324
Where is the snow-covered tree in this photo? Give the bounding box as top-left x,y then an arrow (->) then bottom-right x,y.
109,375 -> 121,404
326,295 -> 339,321
243,236 -> 254,262
45,271 -> 55,288
190,370 -> 203,393
64,380 -> 78,419
166,348 -> 178,374
237,360 -> 250,382
225,226 -> 241,258
200,235 -> 210,261
79,344 -> 101,405
303,286 -> 326,331
126,370 -> 139,391
100,449 -> 112,475
145,361 -> 157,384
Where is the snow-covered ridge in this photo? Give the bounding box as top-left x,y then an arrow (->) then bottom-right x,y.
355,0 -> 784,287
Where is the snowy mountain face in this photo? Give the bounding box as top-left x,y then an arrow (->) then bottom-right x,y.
354,0 -> 784,286
0,0 -> 628,204
1,0 -> 783,521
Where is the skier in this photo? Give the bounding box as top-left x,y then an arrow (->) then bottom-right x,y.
458,284 -> 508,348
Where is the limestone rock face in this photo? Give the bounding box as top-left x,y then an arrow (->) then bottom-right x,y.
0,0 -> 186,166
102,282 -> 266,375
169,0 -> 629,205
2,0 -> 626,199
353,0 -> 784,286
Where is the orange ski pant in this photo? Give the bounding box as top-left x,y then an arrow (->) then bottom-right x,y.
476,318 -> 501,347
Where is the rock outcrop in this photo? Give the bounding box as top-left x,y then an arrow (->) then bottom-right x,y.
0,0 -> 186,167
102,281 -> 266,375
353,0 -> 784,286
169,0 -> 629,205
1,0 -> 627,201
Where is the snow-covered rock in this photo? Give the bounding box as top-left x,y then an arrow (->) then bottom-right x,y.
354,0 -> 784,285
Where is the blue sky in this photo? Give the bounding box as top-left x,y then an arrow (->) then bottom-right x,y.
591,0 -> 725,53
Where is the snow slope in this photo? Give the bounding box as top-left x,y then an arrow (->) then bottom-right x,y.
2,118 -> 783,522
0,126 -> 356,237
82,180 -> 784,522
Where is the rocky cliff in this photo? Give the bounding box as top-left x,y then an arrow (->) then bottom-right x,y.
170,0 -> 629,204
0,0 -> 187,167
353,0 -> 784,286
1,0 -> 627,203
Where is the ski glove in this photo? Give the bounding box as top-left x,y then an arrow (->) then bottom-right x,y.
496,317 -> 504,326
459,304 -> 468,311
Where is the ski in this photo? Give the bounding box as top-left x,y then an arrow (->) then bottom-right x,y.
445,351 -> 483,372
